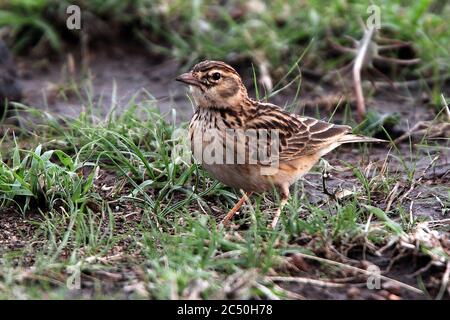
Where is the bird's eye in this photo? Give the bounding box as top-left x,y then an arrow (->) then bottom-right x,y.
211,72 -> 221,81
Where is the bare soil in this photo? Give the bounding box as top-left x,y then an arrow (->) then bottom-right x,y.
17,45 -> 445,127
1,45 -> 449,299
17,45 -> 190,120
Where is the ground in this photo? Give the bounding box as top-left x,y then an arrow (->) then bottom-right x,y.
0,42 -> 449,299
0,0 -> 449,300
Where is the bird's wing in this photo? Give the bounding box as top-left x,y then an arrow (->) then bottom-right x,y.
244,103 -> 351,162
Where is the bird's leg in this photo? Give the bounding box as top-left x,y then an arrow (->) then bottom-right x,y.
270,197 -> 288,229
219,191 -> 252,227
270,185 -> 289,229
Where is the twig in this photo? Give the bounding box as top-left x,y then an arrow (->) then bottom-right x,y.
373,74 -> 450,89
286,251 -> 424,294
270,283 -> 306,300
254,283 -> 281,300
436,261 -> 450,300
353,27 -> 375,121
266,276 -> 347,288
441,94 -> 450,122
374,56 -> 420,65
408,260 -> 437,277
399,155 -> 440,204
385,182 -> 400,212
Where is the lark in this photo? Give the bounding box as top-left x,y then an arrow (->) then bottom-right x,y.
176,60 -> 384,228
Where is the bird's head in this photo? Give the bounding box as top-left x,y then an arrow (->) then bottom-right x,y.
176,60 -> 248,109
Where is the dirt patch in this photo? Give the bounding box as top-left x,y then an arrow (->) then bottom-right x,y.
2,45 -> 449,300
1,152 -> 448,299
276,249 -> 446,300
0,208 -> 40,252
15,45 -> 448,130
16,45 -> 192,120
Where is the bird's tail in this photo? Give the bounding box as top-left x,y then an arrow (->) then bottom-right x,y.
317,134 -> 387,157
338,134 -> 387,144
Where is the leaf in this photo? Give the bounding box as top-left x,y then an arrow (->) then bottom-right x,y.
132,179 -> 154,197
363,205 -> 406,236
357,110 -> 400,137
82,166 -> 97,195
54,150 -> 74,171
12,145 -> 20,170
41,150 -> 54,162
32,18 -> 61,51
7,188 -> 34,196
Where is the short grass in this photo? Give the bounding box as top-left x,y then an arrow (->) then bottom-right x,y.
1,0 -> 449,82
0,91 -> 448,299
0,0 -> 449,300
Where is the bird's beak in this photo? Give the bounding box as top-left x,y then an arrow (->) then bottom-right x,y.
175,72 -> 201,87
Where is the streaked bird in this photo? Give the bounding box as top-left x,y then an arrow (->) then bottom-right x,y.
176,60 -> 384,228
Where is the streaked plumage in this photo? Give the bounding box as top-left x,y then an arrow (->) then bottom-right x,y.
176,60 -> 384,228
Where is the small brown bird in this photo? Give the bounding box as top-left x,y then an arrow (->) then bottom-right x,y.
176,60 -> 383,228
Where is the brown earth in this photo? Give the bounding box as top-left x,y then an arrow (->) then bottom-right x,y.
1,44 -> 449,299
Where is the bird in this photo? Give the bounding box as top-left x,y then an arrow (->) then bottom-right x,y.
176,60 -> 384,229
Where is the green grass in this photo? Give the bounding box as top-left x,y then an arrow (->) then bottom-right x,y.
0,92 -> 448,299
0,0 -> 449,299
1,0 -> 449,83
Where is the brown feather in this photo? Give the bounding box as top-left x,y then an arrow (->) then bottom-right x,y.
184,61 -> 385,198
